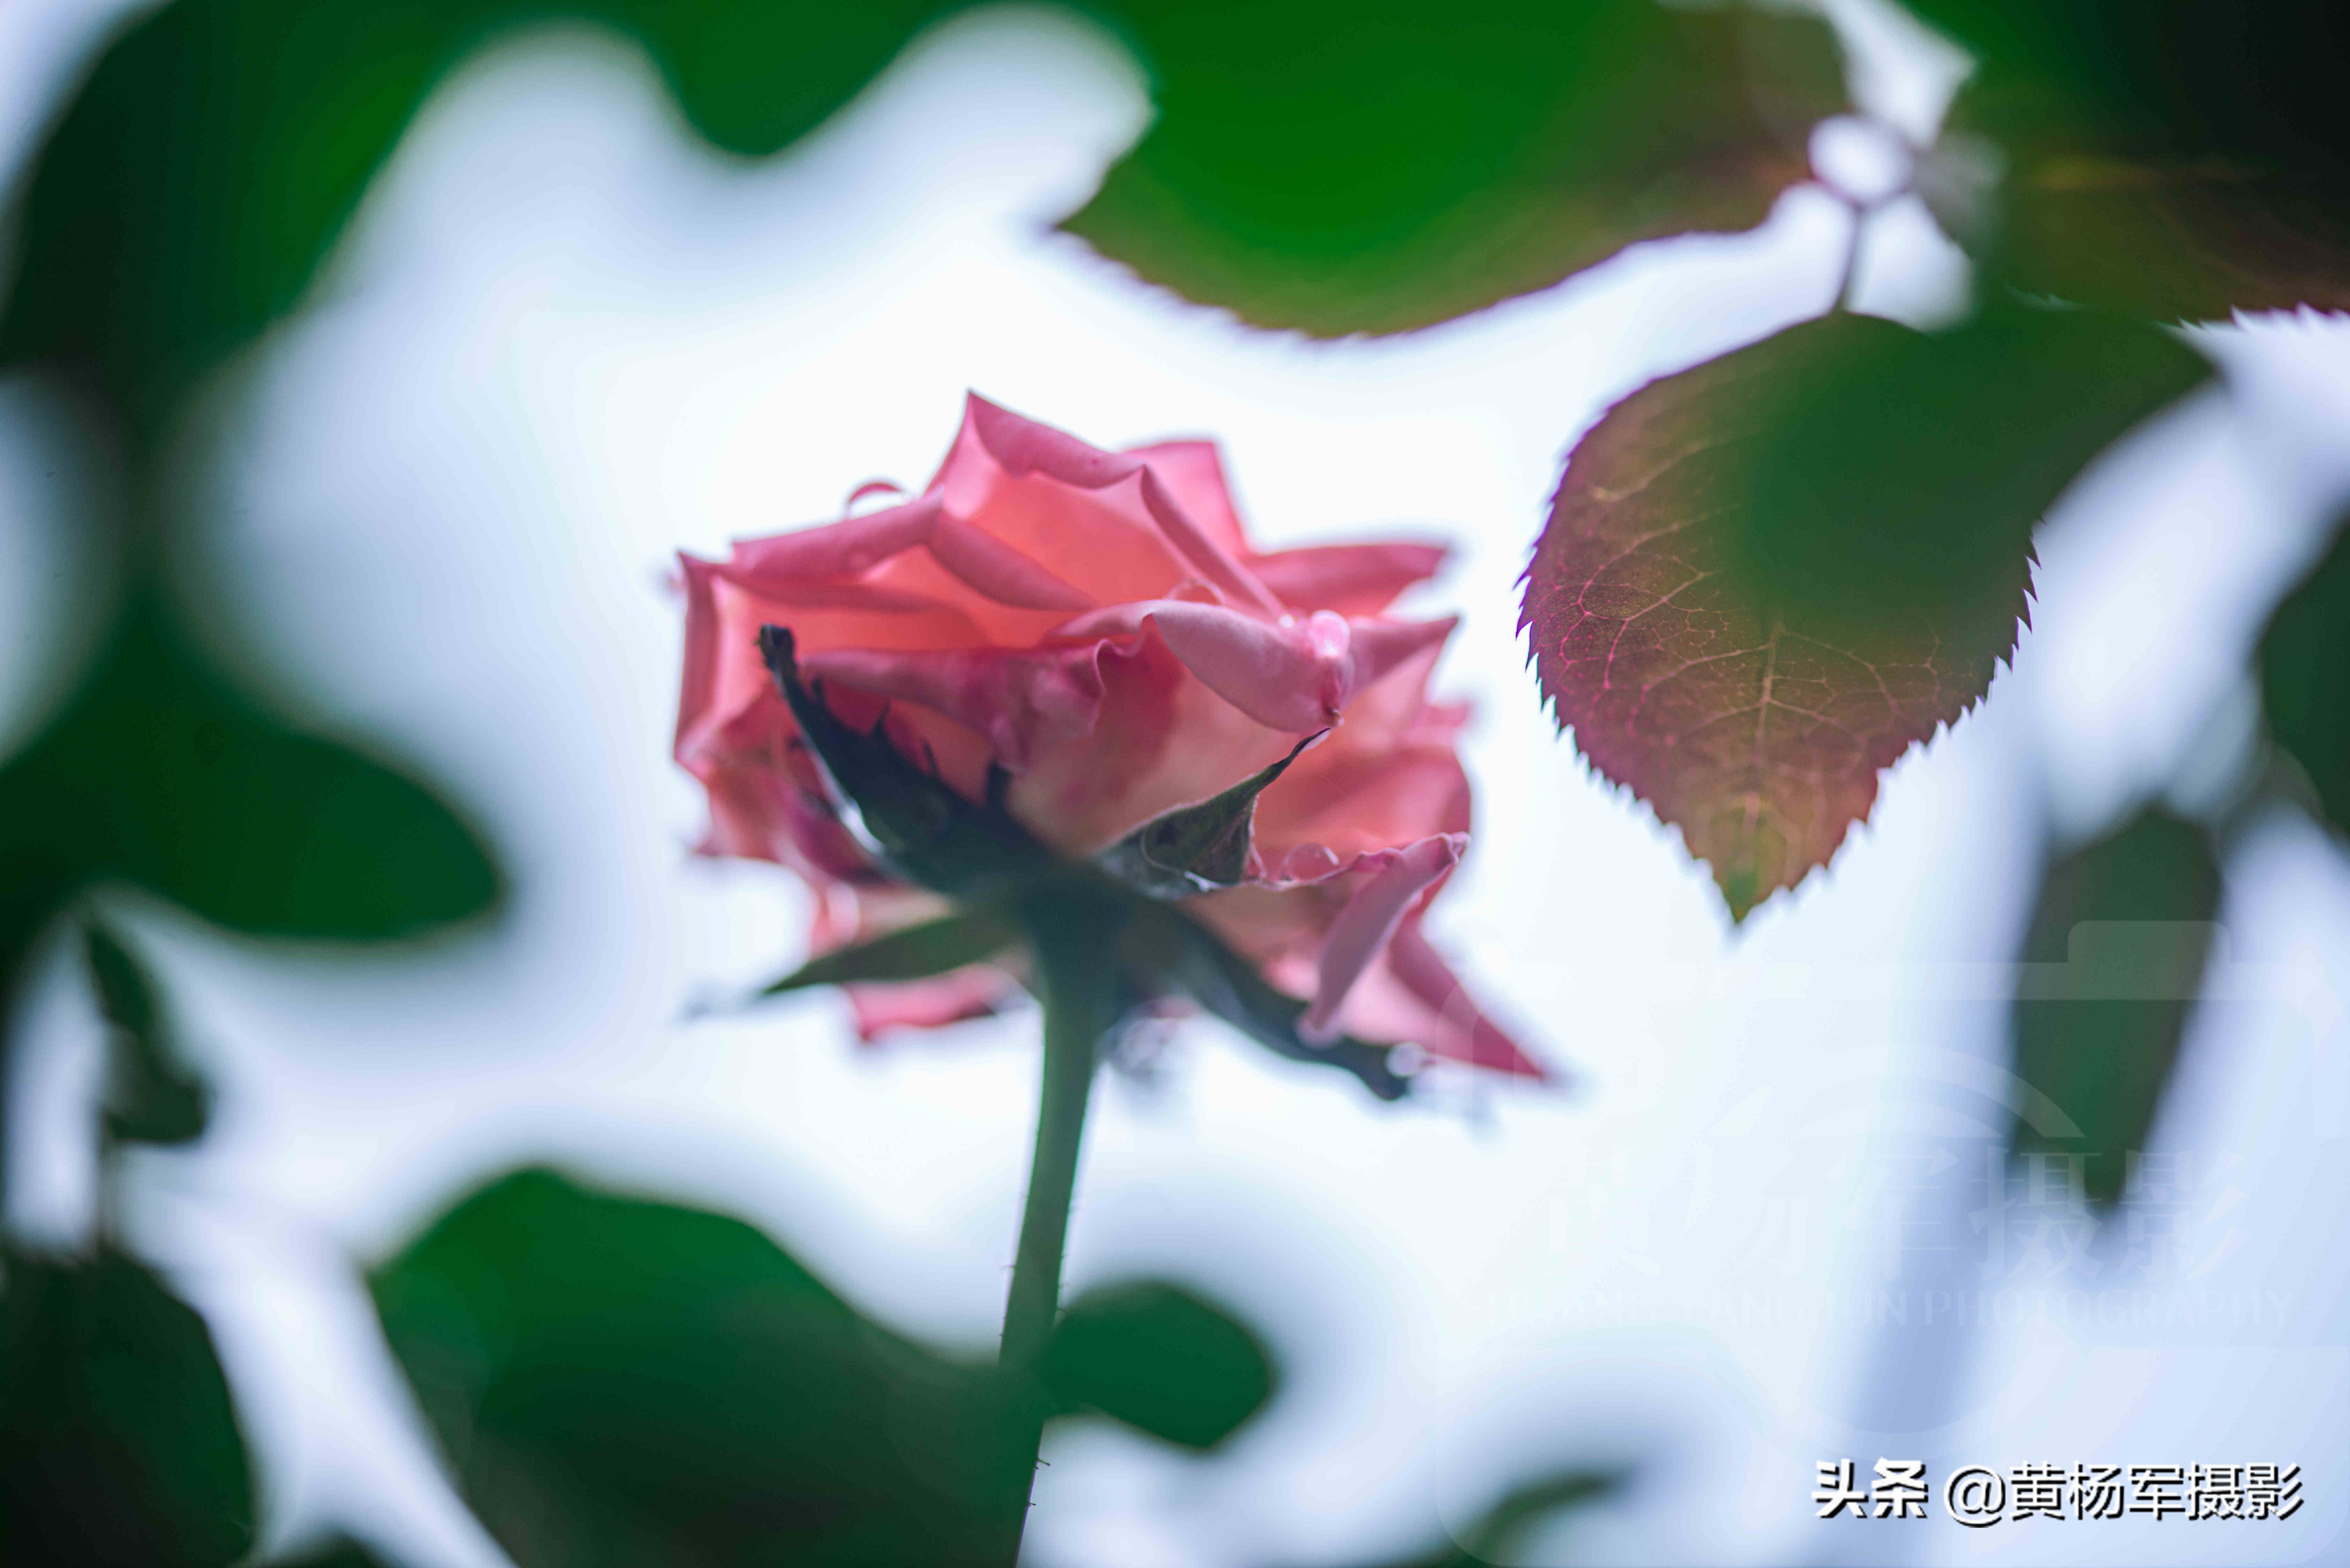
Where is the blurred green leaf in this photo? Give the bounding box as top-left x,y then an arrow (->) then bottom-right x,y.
1908,0 -> 2350,319
372,1166 -> 1030,1568
1523,305 -> 2208,919
0,595 -> 501,944
375,1169 -> 1296,1567
2,0 -> 1847,415
1096,732 -> 1319,899
84,919 -> 212,1148
0,1245 -> 256,1567
0,0 -> 952,420
758,909 -> 1021,998
2258,514 -> 2350,838
1323,1468 -> 1623,1568
1041,1280 -> 1274,1450
2010,808 -> 2223,1209
266,1538 -> 400,1568
1067,0 -> 1843,335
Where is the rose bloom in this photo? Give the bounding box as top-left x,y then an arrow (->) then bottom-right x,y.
675,395 -> 1541,1077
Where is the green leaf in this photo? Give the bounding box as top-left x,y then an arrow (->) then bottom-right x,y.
265,1539 -> 399,1568
2010,808 -> 2222,1210
1337,1468 -> 1624,1568
1095,732 -> 1320,899
2258,513 -> 2350,839
0,596 -> 501,944
0,0 -> 953,421
1522,305 -> 2209,919
84,920 -> 212,1149
5,0 -> 1845,410
1908,0 -> 2350,319
1064,0 -> 1845,335
1041,1281 -> 1274,1450
0,1246 -> 256,1567
757,909 -> 1021,997
373,1166 -> 1037,1568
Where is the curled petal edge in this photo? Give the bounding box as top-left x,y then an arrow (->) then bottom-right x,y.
1300,832 -> 1465,1044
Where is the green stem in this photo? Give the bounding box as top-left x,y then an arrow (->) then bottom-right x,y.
993,894 -> 1121,1563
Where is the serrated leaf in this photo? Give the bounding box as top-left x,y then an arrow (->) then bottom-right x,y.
1064,0 -> 1843,335
2009,808 -> 2222,1209
2258,513 -> 2350,838
0,1246 -> 256,1567
1522,307 -> 2208,919
371,1167 -> 1036,1568
0,598 -> 502,942
757,909 -> 1022,997
1041,1280 -> 1275,1451
1095,732 -> 1320,899
1909,0 -> 2350,320
84,920 -> 211,1149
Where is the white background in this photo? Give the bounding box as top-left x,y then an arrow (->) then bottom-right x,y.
3,2 -> 2347,1563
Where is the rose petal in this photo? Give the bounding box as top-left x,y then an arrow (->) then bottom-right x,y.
1249,541 -> 1448,616
1120,440 -> 1247,553
927,513 -> 1095,612
675,554 -> 986,764
960,396 -> 1284,616
1344,615 -> 1458,701
730,494 -> 941,579
1383,922 -> 1550,1078
1299,833 -> 1465,1043
965,392 -> 1140,490
844,966 -> 1016,1040
800,643 -> 1108,772
1136,465 -> 1286,618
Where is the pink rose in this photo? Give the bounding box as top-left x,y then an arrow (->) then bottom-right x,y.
675,395 -> 1542,1079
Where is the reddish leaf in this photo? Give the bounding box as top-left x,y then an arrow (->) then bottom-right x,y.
1522,309 -> 2209,919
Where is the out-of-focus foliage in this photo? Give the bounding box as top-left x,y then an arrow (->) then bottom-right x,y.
1523,307 -> 2207,919
2259,514 -> 2350,838
2009,809 -> 2223,1209
0,1245 -> 256,1567
84,919 -> 212,1149
2,0 -> 1841,415
1306,1469 -> 1622,1568
1064,0 -> 1844,334
371,1167 -> 1282,1568
0,592 -> 499,964
1908,0 -> 2350,320
1040,1280 -> 1273,1450
268,1539 -> 401,1568
0,0 -> 948,422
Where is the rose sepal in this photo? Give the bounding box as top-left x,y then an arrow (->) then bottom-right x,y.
1093,732 -> 1323,899
754,909 -> 1022,999
759,625 -> 1058,904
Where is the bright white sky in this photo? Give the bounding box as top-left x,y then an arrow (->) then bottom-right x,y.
3,4 -> 2347,1565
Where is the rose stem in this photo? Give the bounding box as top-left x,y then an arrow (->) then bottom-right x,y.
994,893 -> 1121,1562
